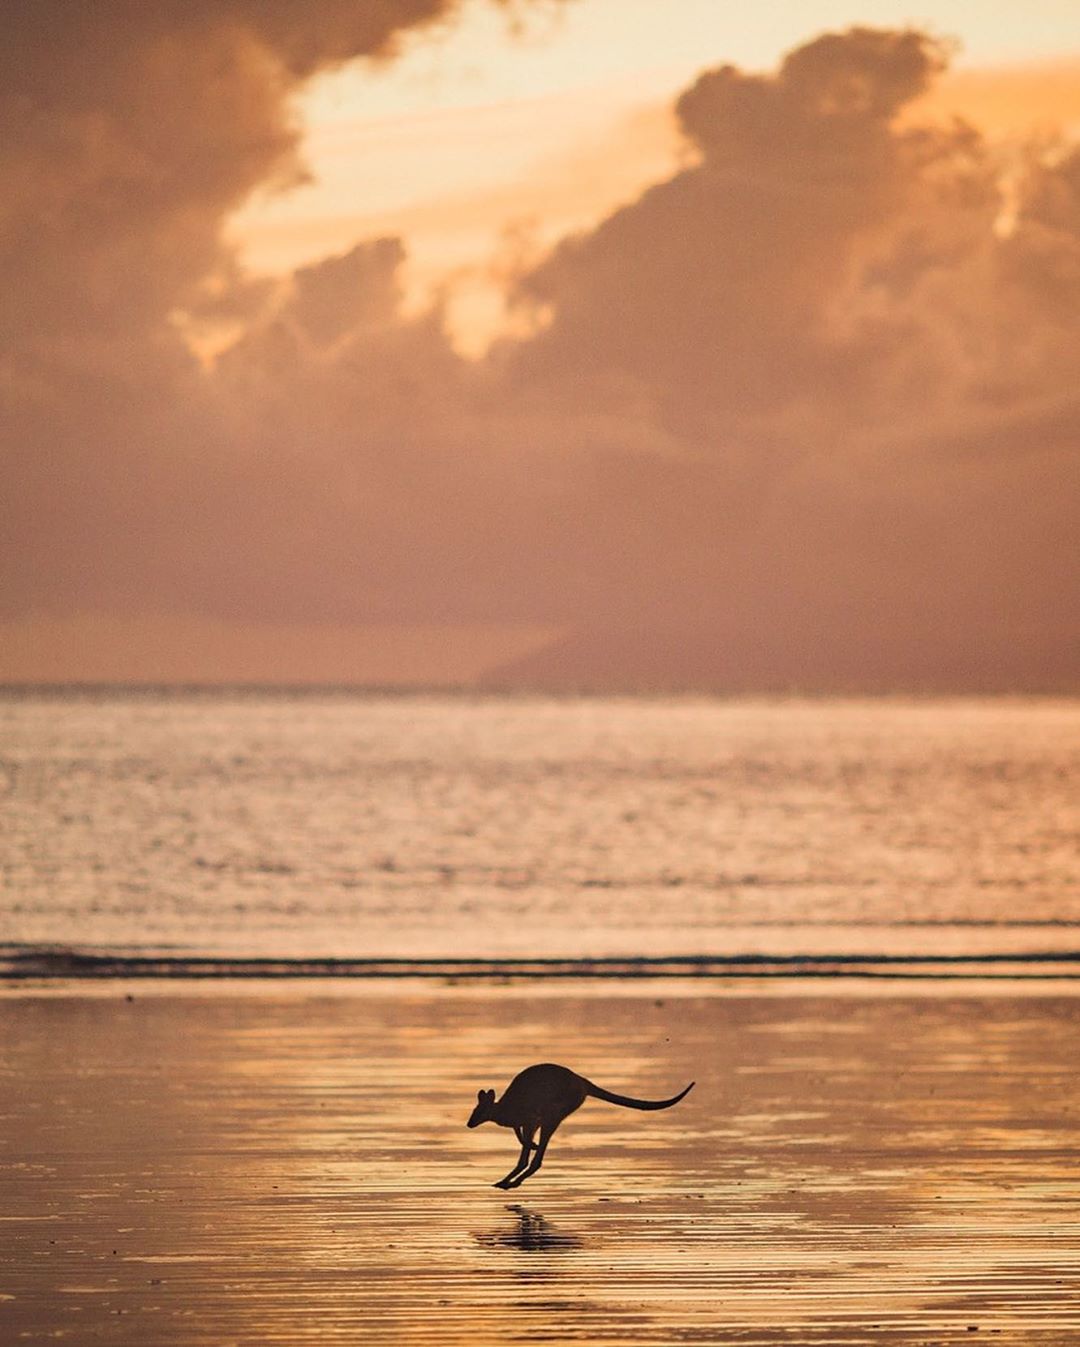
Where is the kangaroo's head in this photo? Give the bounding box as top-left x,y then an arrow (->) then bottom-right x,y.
467,1088 -> 496,1127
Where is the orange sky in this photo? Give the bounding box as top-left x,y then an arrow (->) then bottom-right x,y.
4,1 -> 1080,688
227,1 -> 1080,351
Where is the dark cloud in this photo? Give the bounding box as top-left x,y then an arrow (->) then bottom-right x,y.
489,28 -> 1079,684
0,0 -> 483,619
0,0 -> 490,351
513,30 -> 957,429
2,16 -> 1078,687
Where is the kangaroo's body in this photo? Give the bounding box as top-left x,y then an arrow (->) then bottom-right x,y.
467,1062 -> 694,1189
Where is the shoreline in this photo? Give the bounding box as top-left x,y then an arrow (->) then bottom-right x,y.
4,949 -> 1080,982
6,953 -> 1077,986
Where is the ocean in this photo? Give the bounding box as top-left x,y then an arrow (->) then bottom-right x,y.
5,691 -> 1080,1344
2,690 -> 1078,970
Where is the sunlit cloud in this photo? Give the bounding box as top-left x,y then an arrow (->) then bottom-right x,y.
3,3 -> 1079,687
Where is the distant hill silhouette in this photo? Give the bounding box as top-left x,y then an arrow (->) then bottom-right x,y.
484,620 -> 1079,694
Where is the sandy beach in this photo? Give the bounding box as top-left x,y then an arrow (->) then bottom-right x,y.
2,979 -> 1079,1345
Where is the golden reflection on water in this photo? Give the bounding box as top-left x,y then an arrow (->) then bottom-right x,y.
1,981 -> 1079,1344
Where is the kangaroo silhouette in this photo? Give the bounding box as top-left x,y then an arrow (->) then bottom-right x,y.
467,1062 -> 694,1189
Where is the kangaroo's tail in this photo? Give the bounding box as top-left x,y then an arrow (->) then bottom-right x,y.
582,1078 -> 695,1111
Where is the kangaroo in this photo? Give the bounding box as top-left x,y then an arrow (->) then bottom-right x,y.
467,1062 -> 694,1189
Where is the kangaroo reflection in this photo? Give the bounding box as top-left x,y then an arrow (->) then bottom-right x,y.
475,1204 -> 581,1253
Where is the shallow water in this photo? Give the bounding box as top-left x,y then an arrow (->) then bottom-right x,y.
2,691 -> 1078,960
2,982 -> 1079,1345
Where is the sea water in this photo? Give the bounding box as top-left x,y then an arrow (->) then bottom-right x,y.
2,691 -> 1077,961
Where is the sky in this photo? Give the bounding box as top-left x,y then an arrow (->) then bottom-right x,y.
3,0 -> 1080,687
231,0 -> 1080,349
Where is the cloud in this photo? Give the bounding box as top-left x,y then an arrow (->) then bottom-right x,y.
2,19 -> 1078,688
0,0 -> 494,620
512,30 -> 954,428
488,28 -> 1080,683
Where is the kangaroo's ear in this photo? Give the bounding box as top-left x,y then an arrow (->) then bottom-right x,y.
477,1089 -> 487,1102
483,1089 -> 495,1103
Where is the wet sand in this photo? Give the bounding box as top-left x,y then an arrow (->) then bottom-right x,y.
2,980 -> 1079,1345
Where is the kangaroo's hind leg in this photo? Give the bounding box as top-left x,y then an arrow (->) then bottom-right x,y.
504,1122 -> 555,1189
494,1125 -> 536,1189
